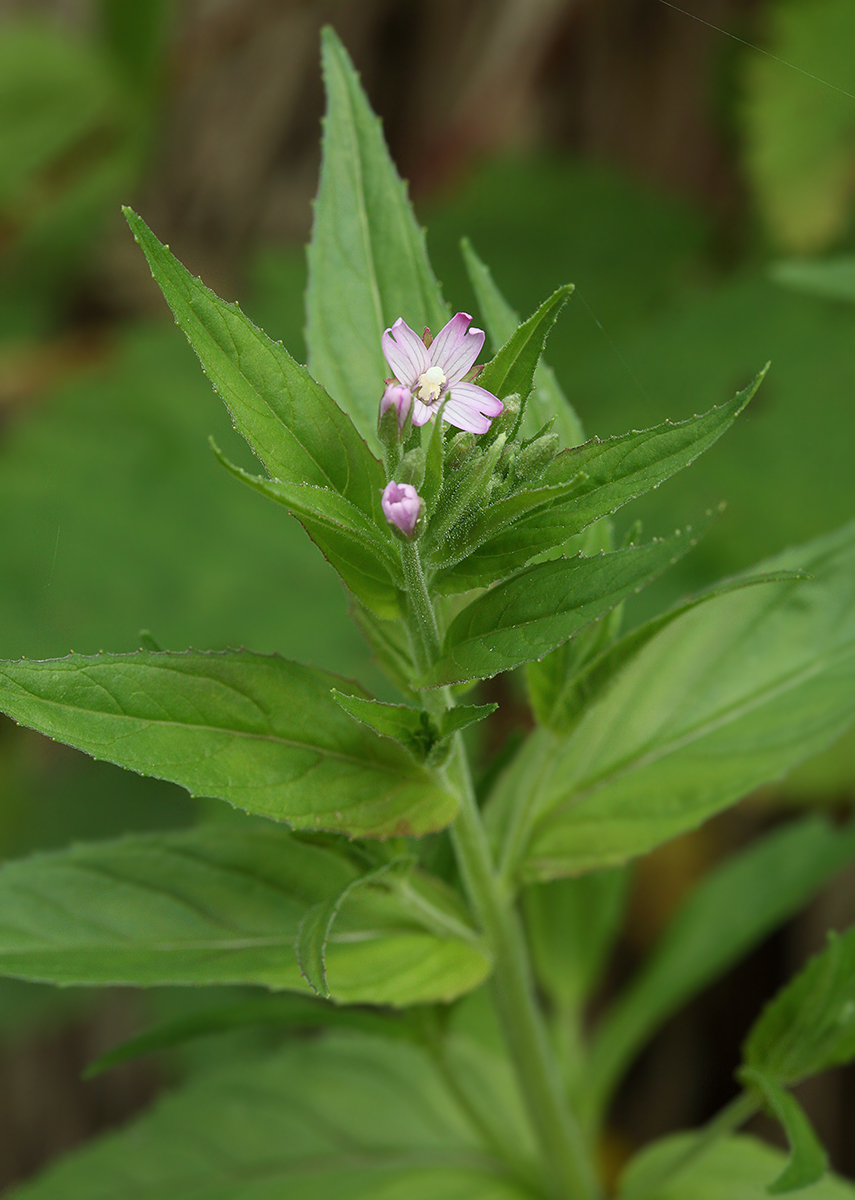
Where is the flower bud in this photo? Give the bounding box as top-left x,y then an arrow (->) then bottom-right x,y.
395,447 -> 425,489
378,383 -> 413,446
445,431 -> 475,471
381,480 -> 423,539
497,441 -> 517,478
514,433 -> 560,482
489,394 -> 521,439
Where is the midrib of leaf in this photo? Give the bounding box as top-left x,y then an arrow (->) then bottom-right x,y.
3,672 -> 418,779
538,641 -> 855,832
337,70 -> 385,352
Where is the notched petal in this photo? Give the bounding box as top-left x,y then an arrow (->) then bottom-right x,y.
382,318 -> 430,385
431,313 -> 485,383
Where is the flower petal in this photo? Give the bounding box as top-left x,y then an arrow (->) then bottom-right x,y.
411,397 -> 434,426
431,312 -> 485,383
449,381 -> 504,418
442,399 -> 492,434
382,318 -> 430,386
382,480 -> 421,537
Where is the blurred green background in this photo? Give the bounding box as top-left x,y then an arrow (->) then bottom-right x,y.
1,0 -> 854,1190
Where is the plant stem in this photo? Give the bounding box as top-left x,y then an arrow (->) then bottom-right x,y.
400,539 -> 600,1200
447,743 -> 600,1200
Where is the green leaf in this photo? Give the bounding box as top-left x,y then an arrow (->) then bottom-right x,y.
123,207 -> 385,521
421,526 -> 699,687
587,817 -> 855,1120
433,370 -> 765,586
532,567 -> 807,734
424,434 -> 509,555
744,921 -> 855,1086
211,440 -> 402,618
331,691 -> 497,759
86,993 -> 412,1077
305,28 -> 448,448
490,519 -> 855,880
523,519 -> 622,725
13,1033 -> 539,1200
740,1070 -> 828,1194
771,256 -> 855,304
0,650 -> 457,838
296,857 -> 415,998
461,238 -> 585,448
523,867 -> 629,1011
477,285 -> 574,425
0,827 -> 490,1006
620,1135 -> 854,1200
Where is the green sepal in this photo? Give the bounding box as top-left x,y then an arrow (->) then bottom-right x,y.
421,405 -> 446,507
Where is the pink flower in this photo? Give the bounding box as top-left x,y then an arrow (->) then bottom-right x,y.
381,313 -> 503,435
381,480 -> 422,538
379,382 -> 413,433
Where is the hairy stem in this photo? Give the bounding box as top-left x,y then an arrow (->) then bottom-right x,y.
400,539 -> 600,1200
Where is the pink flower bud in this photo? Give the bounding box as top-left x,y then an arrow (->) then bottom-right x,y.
379,383 -> 413,433
381,480 -> 422,538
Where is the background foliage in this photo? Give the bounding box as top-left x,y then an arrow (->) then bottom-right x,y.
1,0 -> 854,1192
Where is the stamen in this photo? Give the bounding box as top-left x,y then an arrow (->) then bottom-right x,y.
416,366 -> 446,403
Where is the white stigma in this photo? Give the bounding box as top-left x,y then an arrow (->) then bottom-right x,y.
416,365 -> 446,403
